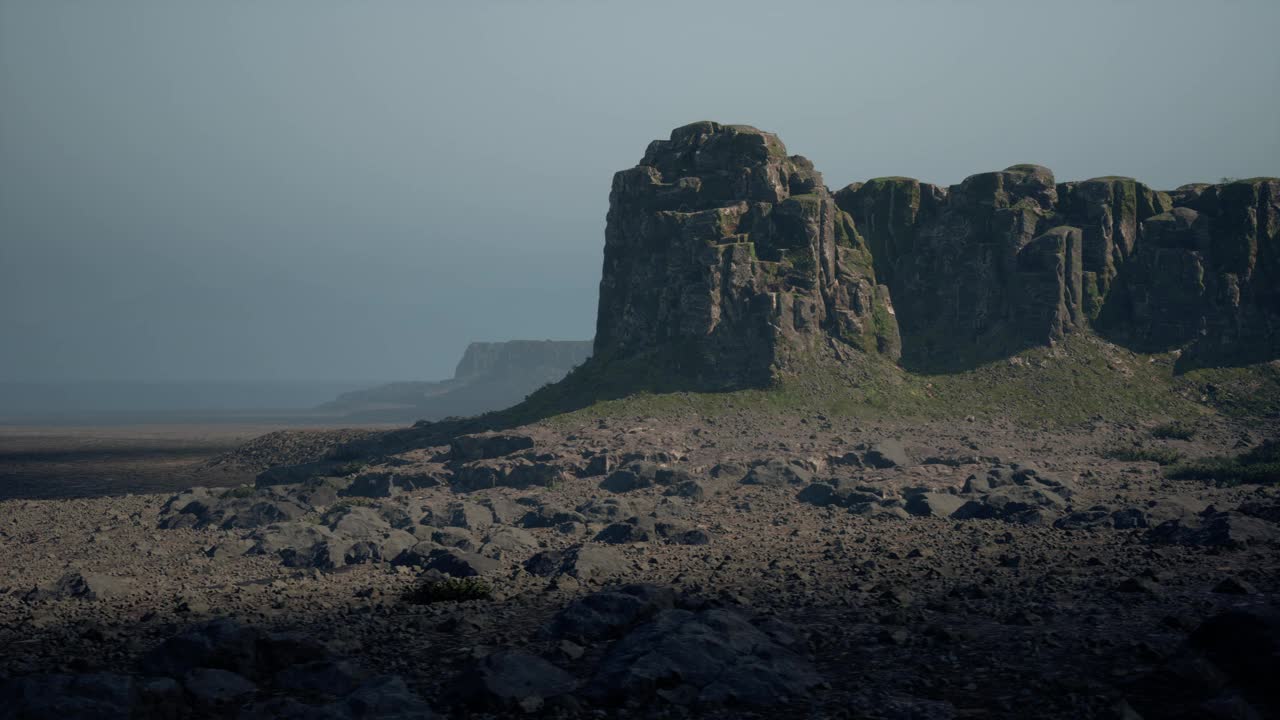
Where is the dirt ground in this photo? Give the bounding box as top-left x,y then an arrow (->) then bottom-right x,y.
0,411 -> 1276,718
0,423 -> 395,501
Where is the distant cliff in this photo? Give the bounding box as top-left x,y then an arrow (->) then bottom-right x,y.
589,121 -> 1278,383
320,340 -> 592,420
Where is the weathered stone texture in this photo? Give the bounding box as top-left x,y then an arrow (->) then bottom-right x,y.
594,122 -> 900,385
595,122 -> 1278,378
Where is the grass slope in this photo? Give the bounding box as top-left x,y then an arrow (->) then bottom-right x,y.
519,334 -> 1278,428
348,333 -> 1277,459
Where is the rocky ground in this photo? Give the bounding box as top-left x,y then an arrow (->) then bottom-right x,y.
1,411 -> 1277,719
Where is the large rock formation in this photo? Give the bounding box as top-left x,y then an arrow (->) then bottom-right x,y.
1099,179 -> 1280,366
594,122 -> 900,387
834,166 -> 1094,367
592,121 -> 1277,383
839,170 -> 1278,369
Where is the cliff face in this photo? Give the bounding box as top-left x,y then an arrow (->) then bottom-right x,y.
1098,180 -> 1280,366
594,122 -> 1278,381
454,340 -> 593,382
594,122 -> 900,387
841,170 -> 1278,369
834,166 -> 1089,366
322,340 -> 592,420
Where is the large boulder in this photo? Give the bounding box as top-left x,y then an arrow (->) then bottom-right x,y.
586,607 -> 821,707
450,432 -> 535,461
453,652 -> 577,712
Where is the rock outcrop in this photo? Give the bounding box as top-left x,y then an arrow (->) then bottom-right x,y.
837,170 -> 1278,369
1099,179 -> 1280,366
589,122 -> 1277,383
594,122 -> 900,387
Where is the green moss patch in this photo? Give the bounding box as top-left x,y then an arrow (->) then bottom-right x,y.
1102,446 -> 1184,465
403,577 -> 493,604
1151,421 -> 1196,440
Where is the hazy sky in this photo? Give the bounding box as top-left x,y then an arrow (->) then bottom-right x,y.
2,0 -> 1277,382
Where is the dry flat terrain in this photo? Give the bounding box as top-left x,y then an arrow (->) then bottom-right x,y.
1,409 -> 1276,719
0,423 -> 393,501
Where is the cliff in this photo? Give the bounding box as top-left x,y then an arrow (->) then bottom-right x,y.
320,340 -> 592,420
591,122 -> 1277,383
840,172 -> 1279,370
594,122 -> 900,388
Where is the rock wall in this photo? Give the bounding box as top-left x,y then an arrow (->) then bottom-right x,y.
840,170 -> 1278,369
594,122 -> 1278,381
1099,180 -> 1280,365
594,122 -> 900,387
834,166 -> 1096,366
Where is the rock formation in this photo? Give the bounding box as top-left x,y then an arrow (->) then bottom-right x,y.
594,121 -> 1278,382
1099,180 -> 1280,366
594,122 -> 900,387
840,170 -> 1278,369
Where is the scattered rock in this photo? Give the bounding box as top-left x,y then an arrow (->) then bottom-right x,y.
450,432 -> 535,462
1146,511 -> 1277,549
587,607 -> 821,706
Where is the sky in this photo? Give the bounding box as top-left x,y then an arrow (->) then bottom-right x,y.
2,0 -> 1277,383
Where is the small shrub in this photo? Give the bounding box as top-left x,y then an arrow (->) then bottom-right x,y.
329,497 -> 377,511
1151,421 -> 1195,440
1167,460 -> 1280,486
336,461 -> 368,476
402,577 -> 492,605
1103,446 -> 1184,465
220,485 -> 257,499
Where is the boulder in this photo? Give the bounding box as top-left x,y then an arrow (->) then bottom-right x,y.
0,673 -> 135,719
181,668 -> 257,709
904,491 -> 966,519
450,432 -> 535,461
423,548 -> 505,577
523,544 -> 627,581
454,652 -> 577,712
863,440 -> 910,469
741,459 -> 813,487
586,608 -> 822,706
25,571 -> 130,602
545,584 -> 677,642
1145,511 -> 1277,549
600,463 -> 659,493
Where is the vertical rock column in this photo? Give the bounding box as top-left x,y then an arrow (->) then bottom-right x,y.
593,122 -> 900,387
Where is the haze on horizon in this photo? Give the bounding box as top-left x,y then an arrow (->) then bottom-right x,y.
2,0 -> 1277,385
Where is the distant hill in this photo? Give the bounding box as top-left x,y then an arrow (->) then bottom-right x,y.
317,340 -> 592,421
